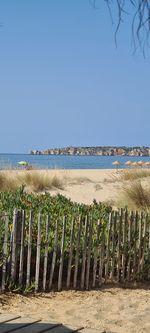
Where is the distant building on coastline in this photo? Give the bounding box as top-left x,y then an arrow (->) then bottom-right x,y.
30,146 -> 150,157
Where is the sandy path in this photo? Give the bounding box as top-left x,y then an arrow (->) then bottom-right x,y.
0,288 -> 150,333
46,169 -> 121,205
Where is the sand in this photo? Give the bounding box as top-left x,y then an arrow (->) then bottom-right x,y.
0,287 -> 150,333
43,168 -> 122,205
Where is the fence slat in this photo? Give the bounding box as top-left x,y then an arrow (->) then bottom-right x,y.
86,217 -> 93,290
127,211 -> 133,281
122,209 -> 127,282
10,209 -> 18,281
92,220 -> 101,288
117,209 -> 122,282
73,216 -> 82,289
19,210 -> 25,287
105,212 -> 112,282
67,217 -> 75,289
148,219 -> 150,279
58,216 -> 66,291
141,213 -> 147,272
26,210 -> 33,289
99,230 -> 105,286
43,214 -> 50,291
49,220 -> 58,290
81,216 -> 88,289
133,211 -> 138,279
35,212 -> 41,292
110,211 -> 117,281
1,214 -> 9,291
138,212 -> 143,276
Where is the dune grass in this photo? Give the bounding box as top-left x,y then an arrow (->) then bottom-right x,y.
120,181 -> 150,210
119,168 -> 150,181
0,170 -> 64,192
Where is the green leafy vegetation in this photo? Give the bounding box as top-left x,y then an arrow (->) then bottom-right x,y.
0,187 -> 111,218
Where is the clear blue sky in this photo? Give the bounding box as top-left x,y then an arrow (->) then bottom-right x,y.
0,0 -> 149,153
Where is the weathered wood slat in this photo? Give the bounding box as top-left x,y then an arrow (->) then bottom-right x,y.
86,218 -> 93,290
47,326 -> 83,333
138,211 -> 143,275
117,209 -> 122,282
10,209 -> 18,281
105,212 -> 112,282
148,218 -> 150,279
110,211 -> 117,281
73,216 -> 82,289
49,220 -> 58,290
0,318 -> 41,333
127,211 -> 133,281
92,220 -> 101,288
133,211 -> 138,279
19,210 -> 25,287
1,214 -> 9,291
35,212 -> 41,292
79,329 -> 101,333
141,213 -> 148,272
122,209 -> 127,281
26,209 -> 33,289
0,314 -> 21,324
67,217 -> 75,289
10,321 -> 61,333
81,216 -> 88,289
43,214 -> 50,291
58,217 -> 66,291
99,230 -> 105,286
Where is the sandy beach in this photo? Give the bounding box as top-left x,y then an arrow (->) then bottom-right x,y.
0,168 -> 122,205
34,168 -> 122,205
0,287 -> 150,333
27,168 -> 150,207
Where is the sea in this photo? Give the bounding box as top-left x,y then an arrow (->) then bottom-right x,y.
0,153 -> 150,170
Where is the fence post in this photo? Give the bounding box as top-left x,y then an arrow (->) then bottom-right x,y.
117,208 -> 122,282
10,209 -> 18,282
80,216 -> 88,289
35,212 -> 41,292
26,209 -> 33,289
43,214 -> 50,292
86,217 -> 93,290
58,216 -> 66,291
19,210 -> 25,287
92,219 -> 101,288
122,209 -> 127,282
110,211 -> 117,281
67,217 -> 75,289
105,211 -> 112,282
73,216 -> 82,289
49,219 -> 58,290
127,211 -> 133,281
1,213 -> 9,292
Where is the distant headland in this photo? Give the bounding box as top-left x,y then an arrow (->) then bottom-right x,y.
30,146 -> 150,157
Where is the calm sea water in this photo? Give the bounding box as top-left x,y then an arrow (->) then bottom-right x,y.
0,154 -> 150,169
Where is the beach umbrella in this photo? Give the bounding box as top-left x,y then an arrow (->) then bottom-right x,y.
112,160 -> 121,170
144,161 -> 150,168
125,161 -> 132,167
137,160 -> 144,168
131,162 -> 138,168
18,161 -> 28,165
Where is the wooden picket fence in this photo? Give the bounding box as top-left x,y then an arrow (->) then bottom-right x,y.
0,208 -> 150,292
